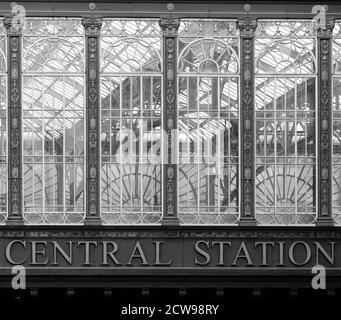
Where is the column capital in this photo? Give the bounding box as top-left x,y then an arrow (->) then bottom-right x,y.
159,18 -> 180,37
317,19 -> 335,38
82,17 -> 102,36
237,18 -> 257,38
4,15 -> 23,35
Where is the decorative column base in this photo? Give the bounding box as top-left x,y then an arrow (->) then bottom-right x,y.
316,216 -> 334,227
161,216 -> 180,226
239,216 -> 257,227
6,216 -> 24,226
84,216 -> 102,226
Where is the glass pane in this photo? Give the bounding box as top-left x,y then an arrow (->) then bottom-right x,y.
100,19 -> 162,224
178,75 -> 239,224
101,19 -> 161,73
0,75 -> 6,223
0,21 -> 7,224
255,20 -> 316,75
333,77 -> 341,222
22,19 -> 84,224
178,20 -> 238,74
177,20 -> 239,225
255,21 -> 317,225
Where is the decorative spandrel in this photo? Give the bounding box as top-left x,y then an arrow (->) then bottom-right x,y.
256,20 -> 315,38
178,20 -> 239,75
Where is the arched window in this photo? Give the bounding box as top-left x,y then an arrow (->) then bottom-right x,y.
100,19 -> 163,224
255,20 -> 317,225
177,20 -> 239,224
332,21 -> 341,224
22,18 -> 85,224
0,20 -> 7,224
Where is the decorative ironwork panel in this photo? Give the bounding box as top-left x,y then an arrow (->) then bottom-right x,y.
238,18 -> 257,225
22,18 -> 85,224
83,18 -> 102,225
332,21 -> 341,224
5,17 -> 23,225
255,20 -> 317,225
317,20 -> 334,226
100,19 -> 163,224
159,17 -> 180,225
0,20 -> 7,224
178,19 -> 239,224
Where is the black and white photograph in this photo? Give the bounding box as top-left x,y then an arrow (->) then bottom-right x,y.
0,0 -> 340,318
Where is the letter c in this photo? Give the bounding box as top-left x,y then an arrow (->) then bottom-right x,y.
173,305 -> 180,315
6,240 -> 27,265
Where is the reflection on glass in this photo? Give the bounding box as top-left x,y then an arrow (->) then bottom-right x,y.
100,19 -> 162,224
22,19 -> 85,224
178,20 -> 239,224
255,20 -> 317,225
0,21 -> 7,224
0,76 -> 6,224
333,79 -> 341,224
333,23 -> 341,224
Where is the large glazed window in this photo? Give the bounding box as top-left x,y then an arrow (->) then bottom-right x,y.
177,20 -> 239,224
22,19 -> 85,224
0,21 -> 6,224
333,21 -> 341,224
100,19 -> 163,224
255,21 -> 317,225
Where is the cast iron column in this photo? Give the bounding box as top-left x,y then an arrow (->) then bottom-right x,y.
160,18 -> 180,225
238,18 -> 257,226
317,19 -> 335,226
5,16 -> 23,225
82,18 -> 102,225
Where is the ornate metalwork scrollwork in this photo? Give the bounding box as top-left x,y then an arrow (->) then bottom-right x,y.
160,18 -> 180,225
238,18 -> 257,226
83,18 -> 102,225
4,16 -> 23,225
317,19 -> 335,226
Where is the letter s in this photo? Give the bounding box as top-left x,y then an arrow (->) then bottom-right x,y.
194,241 -> 211,266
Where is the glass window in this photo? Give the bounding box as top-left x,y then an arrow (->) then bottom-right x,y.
100,19 -> 163,224
0,20 -> 6,224
22,18 -> 85,224
332,22 -> 341,224
255,20 -> 317,225
177,20 -> 239,224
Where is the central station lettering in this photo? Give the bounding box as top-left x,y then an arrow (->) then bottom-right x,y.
194,240 -> 335,267
1,239 -> 337,267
